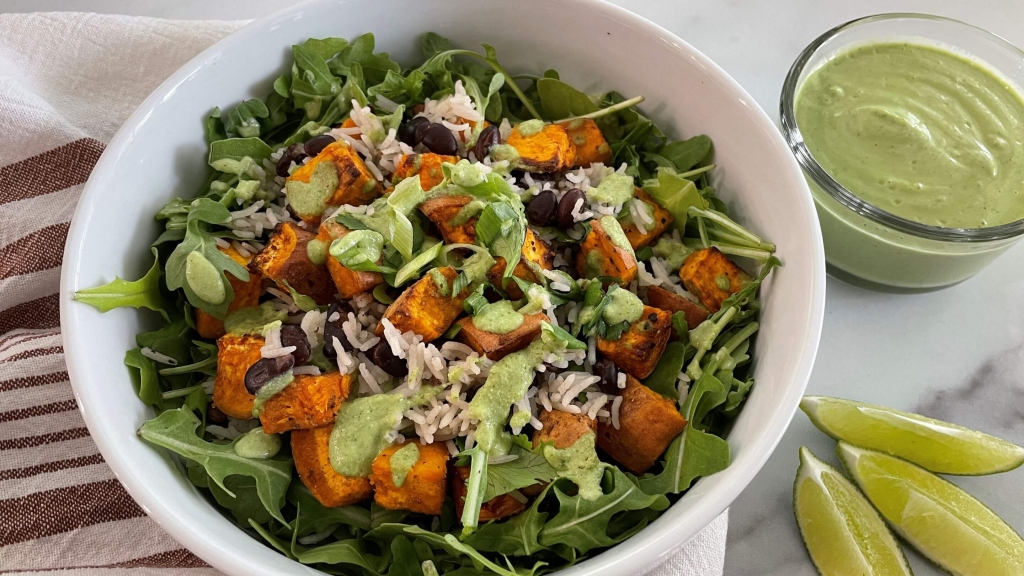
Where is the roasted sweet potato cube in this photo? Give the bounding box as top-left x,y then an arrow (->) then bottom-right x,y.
292,426 -> 372,507
285,141 -> 383,223
487,229 -> 556,299
419,194 -> 478,245
575,217 -> 637,285
597,375 -> 687,474
520,227 -> 556,270
451,464 -> 526,521
259,372 -> 353,434
250,222 -> 336,305
457,312 -> 546,361
597,306 -> 673,379
506,122 -> 575,173
394,153 -> 459,191
557,118 -> 612,167
622,189 -> 673,249
318,218 -> 383,298
645,285 -> 709,330
195,245 -> 263,339
370,441 -> 449,515
375,266 -> 468,342
680,248 -> 751,313
533,410 -> 597,450
212,334 -> 263,419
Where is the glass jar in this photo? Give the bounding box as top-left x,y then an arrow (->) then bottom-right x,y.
780,14 -> 1024,290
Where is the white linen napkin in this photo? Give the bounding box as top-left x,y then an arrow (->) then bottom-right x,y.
0,11 -> 726,575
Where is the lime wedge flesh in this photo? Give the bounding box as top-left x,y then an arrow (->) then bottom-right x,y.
801,396 -> 1024,475
838,442 -> 1024,576
793,447 -> 912,576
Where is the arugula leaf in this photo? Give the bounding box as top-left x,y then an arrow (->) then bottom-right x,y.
638,373 -> 731,495
124,348 -> 162,408
659,135 -> 712,172
464,484 -> 550,557
222,99 -> 270,139
208,137 -> 273,174
74,247 -> 170,322
159,339 -> 217,377
208,474 -> 275,526
283,280 -> 319,312
369,69 -> 427,106
292,536 -> 382,570
443,535 -> 545,576
483,444 -> 557,501
540,322 -> 587,351
420,32 -> 451,58
138,408 -> 293,524
290,42 -> 341,119
204,107 -> 227,144
538,468 -> 660,554
288,484 -> 371,535
642,167 -> 708,233
536,78 -> 597,120
328,33 -> 401,86
643,341 -> 686,400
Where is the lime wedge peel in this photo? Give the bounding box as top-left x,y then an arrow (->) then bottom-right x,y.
793,446 -> 912,576
838,442 -> 1024,576
801,396 -> 1024,476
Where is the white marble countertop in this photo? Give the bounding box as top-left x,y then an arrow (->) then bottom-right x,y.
8,0 -> 1023,573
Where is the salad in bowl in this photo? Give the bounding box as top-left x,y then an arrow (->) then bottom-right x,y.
75,31 -> 778,575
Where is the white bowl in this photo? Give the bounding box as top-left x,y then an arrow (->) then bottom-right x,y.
60,0 -> 826,574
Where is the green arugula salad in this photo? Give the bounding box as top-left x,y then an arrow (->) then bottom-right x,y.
76,31 -> 778,575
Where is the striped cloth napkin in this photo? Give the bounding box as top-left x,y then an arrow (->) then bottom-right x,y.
0,12 -> 727,575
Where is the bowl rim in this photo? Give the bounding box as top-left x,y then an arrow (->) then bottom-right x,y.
59,0 -> 826,574
779,12 -> 1024,243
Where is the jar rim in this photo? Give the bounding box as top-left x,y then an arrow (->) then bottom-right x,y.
779,12 -> 1024,243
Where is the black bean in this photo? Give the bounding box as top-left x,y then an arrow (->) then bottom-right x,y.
526,190 -> 558,227
371,341 -> 408,377
206,406 -> 229,425
244,355 -> 296,395
280,324 -> 311,366
399,116 -> 430,147
304,134 -> 336,157
275,144 -> 307,177
322,301 -> 355,359
420,123 -> 459,155
557,188 -> 586,229
473,125 -> 500,160
595,359 -> 619,394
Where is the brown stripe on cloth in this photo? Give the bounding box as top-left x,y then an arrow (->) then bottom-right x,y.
0,453 -> 105,481
0,295 -> 61,337
0,222 -> 70,280
0,479 -> 146,546
110,549 -> 208,569
0,400 -> 77,423
0,371 -> 69,393
0,138 -> 105,206
0,347 -> 63,366
0,427 -> 91,451
0,330 -> 61,354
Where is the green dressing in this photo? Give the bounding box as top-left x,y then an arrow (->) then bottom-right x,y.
652,237 -> 690,270
599,216 -> 635,256
587,173 -> 635,205
184,251 -> 226,305
286,160 -> 340,220
517,119 -> 545,137
389,443 -> 420,487
543,431 -> 604,501
449,199 -> 487,226
796,41 -> 1024,228
489,144 -> 521,164
329,394 -> 407,477
602,285 -> 644,326
306,238 -> 329,265
329,230 -> 384,268
472,300 -> 525,335
233,427 -> 282,459
251,370 -> 294,417
469,339 -> 551,451
224,302 -> 289,335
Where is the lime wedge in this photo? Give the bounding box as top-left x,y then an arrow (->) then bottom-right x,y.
838,442 -> 1024,576
801,396 -> 1024,475
793,447 -> 912,576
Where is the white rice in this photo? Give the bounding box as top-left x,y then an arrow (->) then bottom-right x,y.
293,366 -> 322,376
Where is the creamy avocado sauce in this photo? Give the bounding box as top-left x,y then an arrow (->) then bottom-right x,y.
389,442 -> 420,487
233,427 -> 282,459
329,393 -> 407,477
472,300 -> 524,334
543,430 -> 604,501
587,173 -> 635,206
251,370 -> 294,417
602,285 -> 644,325
329,230 -> 384,268
449,199 -> 487,226
517,119 -> 545,137
224,302 -> 289,335
469,339 -> 552,451
796,41 -> 1024,228
599,216 -> 635,257
489,144 -> 521,164
306,238 -> 329,266
184,251 -> 226,305
286,160 -> 340,219
652,236 -> 690,270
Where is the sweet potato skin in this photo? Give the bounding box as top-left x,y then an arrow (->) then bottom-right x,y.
645,285 -> 710,330
532,410 -> 597,450
292,426 -> 373,507
418,194 -> 478,245
679,248 -> 751,312
597,306 -> 673,379
450,464 -> 526,521
621,189 -> 673,249
557,118 -> 612,167
456,312 -> 547,361
195,245 -> 263,339
506,123 -> 575,173
318,218 -> 383,298
249,222 -> 336,305
287,141 -> 382,223
259,372 -> 353,434
375,266 -> 468,342
370,441 -> 449,515
212,334 -> 263,419
394,153 -> 459,191
575,218 -> 638,285
597,375 -> 687,474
